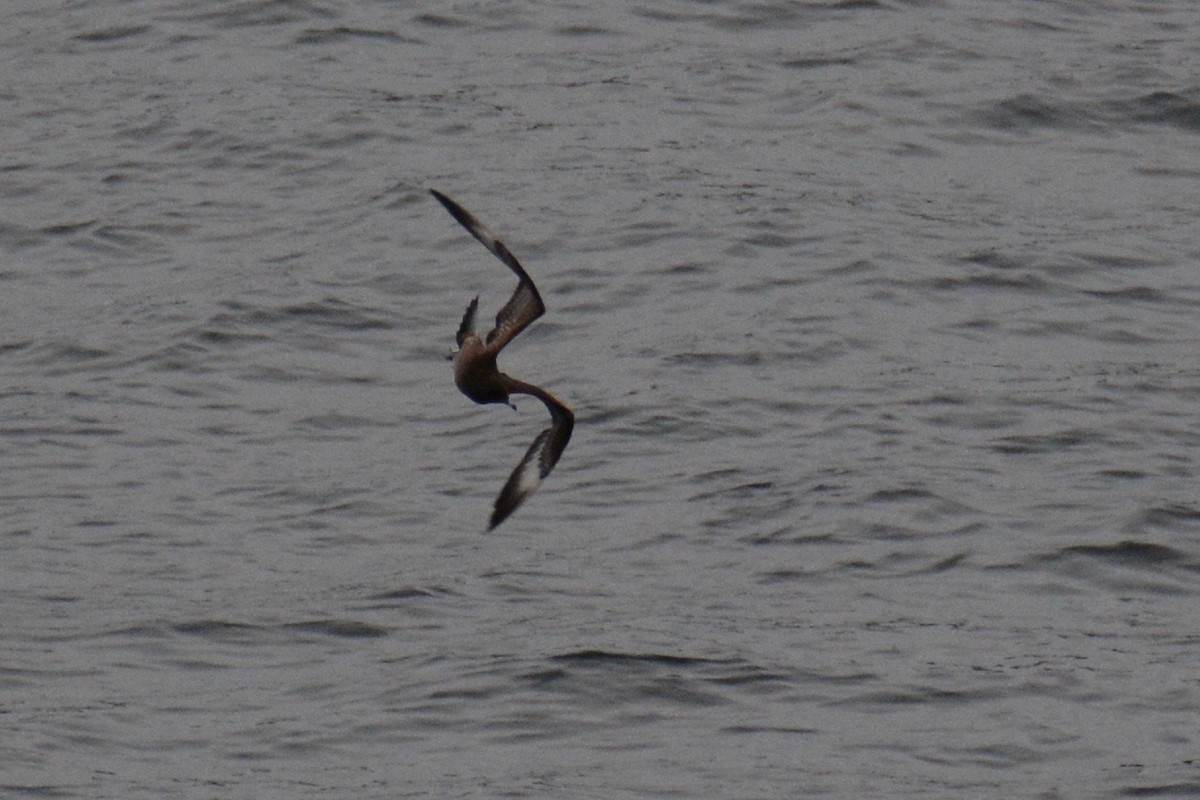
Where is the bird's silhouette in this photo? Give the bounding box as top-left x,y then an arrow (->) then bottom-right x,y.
431,189 -> 574,530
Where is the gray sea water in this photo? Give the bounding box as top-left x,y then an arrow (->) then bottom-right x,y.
3,1 -> 1199,798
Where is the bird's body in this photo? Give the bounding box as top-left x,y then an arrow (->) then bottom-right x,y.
453,336 -> 506,405
431,189 -> 574,530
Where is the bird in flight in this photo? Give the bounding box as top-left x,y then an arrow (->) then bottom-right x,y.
431,189 -> 574,530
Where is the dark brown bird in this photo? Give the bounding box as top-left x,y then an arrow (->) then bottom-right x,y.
431,189 -> 574,530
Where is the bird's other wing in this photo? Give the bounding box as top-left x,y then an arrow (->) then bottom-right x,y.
457,295 -> 479,347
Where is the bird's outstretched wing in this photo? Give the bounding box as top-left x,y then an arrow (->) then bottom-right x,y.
489,387 -> 574,530
430,189 -> 545,351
